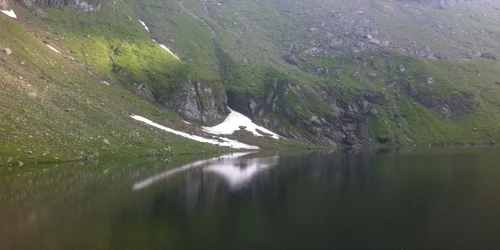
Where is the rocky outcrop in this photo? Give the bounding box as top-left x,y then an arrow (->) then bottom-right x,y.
18,0 -> 101,12
481,52 -> 498,61
0,0 -> 10,10
168,78 -> 229,123
227,82 -> 378,147
404,0 -> 490,8
405,83 -> 478,119
132,83 -> 155,103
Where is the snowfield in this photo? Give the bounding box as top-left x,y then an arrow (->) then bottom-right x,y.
1,9 -> 17,19
46,45 -> 61,54
131,115 -> 259,150
203,109 -> 281,139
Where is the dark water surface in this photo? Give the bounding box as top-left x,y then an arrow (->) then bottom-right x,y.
2,148 -> 500,250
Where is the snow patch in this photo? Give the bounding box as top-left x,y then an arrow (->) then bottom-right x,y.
158,44 -> 180,60
46,45 -> 61,54
131,115 -> 259,150
138,19 -> 149,33
183,120 -> 191,125
132,152 -> 254,191
1,9 -> 17,19
100,81 -> 110,86
203,108 -> 280,139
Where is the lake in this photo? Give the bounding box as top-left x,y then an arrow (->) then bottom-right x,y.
1,148 -> 500,250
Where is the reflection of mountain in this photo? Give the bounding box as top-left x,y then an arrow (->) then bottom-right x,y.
204,156 -> 279,189
132,152 -> 278,191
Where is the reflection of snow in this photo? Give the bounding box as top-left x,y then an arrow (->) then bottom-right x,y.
131,115 -> 259,149
203,108 -> 280,139
1,9 -> 17,19
132,152 -> 253,191
204,155 -> 279,189
46,45 -> 61,54
138,19 -> 149,33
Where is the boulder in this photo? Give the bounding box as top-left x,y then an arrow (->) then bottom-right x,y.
468,51 -> 482,59
284,54 -> 298,65
20,0 -> 32,8
1,48 -> 12,55
481,52 -> 498,61
33,8 -> 48,19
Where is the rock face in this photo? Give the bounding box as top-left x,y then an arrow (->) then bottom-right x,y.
405,0 -> 490,8
20,0 -> 101,12
169,78 -> 229,123
132,83 -> 155,103
227,82 -> 376,147
481,52 -> 498,61
0,0 -> 10,10
33,8 -> 48,19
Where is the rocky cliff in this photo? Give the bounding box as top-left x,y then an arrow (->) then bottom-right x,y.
14,0 -> 100,11
405,0 -> 491,8
0,0 -> 10,10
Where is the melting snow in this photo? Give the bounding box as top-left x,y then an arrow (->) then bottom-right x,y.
132,152 -> 254,191
138,19 -> 149,33
203,108 -> 281,139
1,9 -> 17,19
46,45 -> 61,54
131,115 -> 259,150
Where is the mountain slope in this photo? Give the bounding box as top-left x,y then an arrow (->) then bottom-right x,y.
1,0 -> 500,165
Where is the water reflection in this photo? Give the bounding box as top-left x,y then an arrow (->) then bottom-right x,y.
133,152 -> 278,191
204,155 -> 279,189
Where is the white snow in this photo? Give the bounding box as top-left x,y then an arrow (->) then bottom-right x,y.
132,152 -> 253,191
100,81 -> 110,86
158,44 -> 180,60
182,120 -> 191,125
46,45 -> 61,54
138,19 -> 149,33
131,115 -> 259,150
1,9 -> 17,19
203,108 -> 281,139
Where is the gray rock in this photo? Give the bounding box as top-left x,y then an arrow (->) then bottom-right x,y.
0,0 -> 9,10
284,54 -> 298,65
370,108 -> 378,115
1,48 -> 12,55
468,51 -> 482,59
20,0 -> 32,8
351,71 -> 359,77
27,0 -> 101,12
303,47 -> 321,56
481,52 -> 498,61
399,65 -> 406,73
132,83 -> 155,103
33,8 -> 48,19
169,78 -> 228,123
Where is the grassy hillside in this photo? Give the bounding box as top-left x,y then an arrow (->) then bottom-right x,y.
122,0 -> 500,146
0,11 -> 230,166
2,0 -> 500,167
